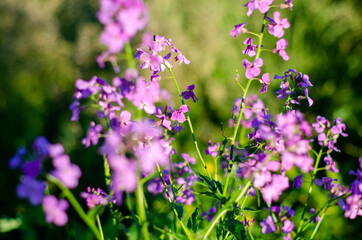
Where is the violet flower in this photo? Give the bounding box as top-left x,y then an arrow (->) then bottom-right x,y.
82,121 -> 103,148
16,176 -> 46,206
181,84 -> 198,102
259,73 -> 270,93
260,215 -> 277,234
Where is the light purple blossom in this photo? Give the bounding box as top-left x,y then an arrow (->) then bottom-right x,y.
245,0 -> 274,17
268,11 -> 290,38
171,105 -> 189,123
42,195 -> 69,226
273,39 -> 289,61
80,187 -> 113,209
282,219 -> 294,234
230,23 -> 247,37
243,58 -> 263,79
261,174 -> 289,204
82,121 -> 103,148
51,154 -> 82,189
260,215 -> 277,234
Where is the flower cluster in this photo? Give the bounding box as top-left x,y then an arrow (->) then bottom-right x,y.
97,0 -> 149,67
148,153 -> 197,205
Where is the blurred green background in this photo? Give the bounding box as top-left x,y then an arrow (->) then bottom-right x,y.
1,0 -> 361,239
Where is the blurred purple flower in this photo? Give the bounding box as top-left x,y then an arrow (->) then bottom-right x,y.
51,155 -> 81,189
171,105 -> 189,123
43,195 -> 69,226
16,176 -> 46,205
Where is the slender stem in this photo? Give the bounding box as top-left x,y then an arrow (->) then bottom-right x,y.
310,210 -> 326,240
202,181 -> 252,239
46,175 -> 102,240
124,42 -> 136,69
155,162 -> 192,240
223,79 -> 252,196
166,65 -> 212,179
135,173 -> 150,240
295,148 -> 323,237
223,12 -> 268,197
103,154 -> 111,186
96,214 -> 105,240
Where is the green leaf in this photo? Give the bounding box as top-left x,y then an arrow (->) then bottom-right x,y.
171,203 -> 184,220
187,207 -> 200,233
198,191 -> 227,204
213,179 -> 224,194
0,217 -> 22,233
218,137 -> 230,157
191,167 -> 216,192
221,219 -> 247,240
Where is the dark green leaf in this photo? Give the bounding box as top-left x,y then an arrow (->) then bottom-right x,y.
218,137 -> 229,156
187,207 -> 199,232
221,219 -> 247,240
171,203 -> 184,220
191,167 -> 216,192
198,191 -> 227,203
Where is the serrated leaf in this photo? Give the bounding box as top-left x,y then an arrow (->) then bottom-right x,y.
221,219 -> 247,240
187,207 -> 199,232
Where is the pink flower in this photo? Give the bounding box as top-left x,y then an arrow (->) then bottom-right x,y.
243,58 -> 263,79
51,155 -> 82,189
273,39 -> 289,61
259,73 -> 270,93
43,195 -> 69,226
268,11 -> 290,38
245,0 -> 274,17
230,23 -> 247,37
171,105 -> 189,123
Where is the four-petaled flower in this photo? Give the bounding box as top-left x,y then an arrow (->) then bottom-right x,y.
171,105 -> 189,123
43,195 -> 69,226
243,58 -> 263,79
268,11 -> 290,38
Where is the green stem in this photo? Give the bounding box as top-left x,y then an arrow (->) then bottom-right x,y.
310,209 -> 326,240
166,65 -> 212,179
125,42 -> 136,69
295,148 -> 323,238
46,175 -> 102,240
202,181 -> 252,240
155,162 -> 192,240
223,79 -> 252,197
223,12 -> 268,197
96,214 -> 105,240
135,174 -> 150,240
